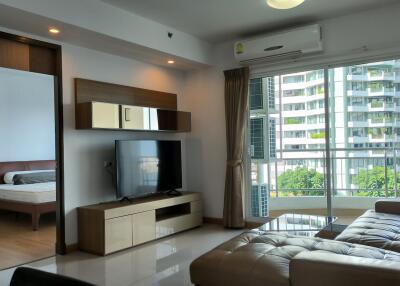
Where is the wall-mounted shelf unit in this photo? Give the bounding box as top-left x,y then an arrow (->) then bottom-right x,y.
75,78 -> 191,132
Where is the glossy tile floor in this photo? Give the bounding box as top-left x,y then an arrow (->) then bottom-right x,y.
0,224 -> 242,286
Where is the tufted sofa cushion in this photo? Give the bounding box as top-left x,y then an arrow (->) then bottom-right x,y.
190,230 -> 400,286
335,209 -> 400,252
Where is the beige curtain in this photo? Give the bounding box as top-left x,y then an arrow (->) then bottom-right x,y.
223,67 -> 249,228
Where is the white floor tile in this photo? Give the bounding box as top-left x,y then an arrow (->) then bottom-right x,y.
0,224 -> 242,286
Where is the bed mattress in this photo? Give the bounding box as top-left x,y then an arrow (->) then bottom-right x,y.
0,182 -> 56,204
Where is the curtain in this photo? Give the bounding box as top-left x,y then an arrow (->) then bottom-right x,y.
223,67 -> 250,228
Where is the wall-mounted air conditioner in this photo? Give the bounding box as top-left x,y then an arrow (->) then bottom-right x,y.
234,24 -> 323,64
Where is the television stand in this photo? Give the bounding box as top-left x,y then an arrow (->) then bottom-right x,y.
166,189 -> 182,196
78,192 -> 202,255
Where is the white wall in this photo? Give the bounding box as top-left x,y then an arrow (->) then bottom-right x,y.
183,3 -> 400,219
62,44 -> 187,245
0,67 -> 55,162
181,68 -> 227,218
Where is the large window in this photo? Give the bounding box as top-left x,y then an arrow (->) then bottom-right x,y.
249,59 -> 400,219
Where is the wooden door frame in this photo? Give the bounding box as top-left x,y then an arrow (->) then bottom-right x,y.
0,30 -> 66,254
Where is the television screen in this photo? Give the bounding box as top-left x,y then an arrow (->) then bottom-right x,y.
115,140 -> 182,199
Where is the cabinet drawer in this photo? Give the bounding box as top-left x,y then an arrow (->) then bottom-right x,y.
105,215 -> 133,254
121,105 -> 151,130
92,102 -> 119,129
133,210 -> 156,245
156,212 -> 202,239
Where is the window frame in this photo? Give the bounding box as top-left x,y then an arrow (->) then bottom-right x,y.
245,54 -> 400,222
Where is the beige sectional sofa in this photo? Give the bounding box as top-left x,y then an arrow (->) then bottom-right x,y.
190,200 -> 400,286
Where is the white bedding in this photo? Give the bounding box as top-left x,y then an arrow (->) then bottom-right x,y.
0,182 -> 56,204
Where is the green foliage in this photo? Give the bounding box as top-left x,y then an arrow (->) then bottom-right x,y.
354,166 -> 396,197
285,117 -> 303,124
310,132 -> 325,139
277,166 -> 397,198
278,167 -> 325,197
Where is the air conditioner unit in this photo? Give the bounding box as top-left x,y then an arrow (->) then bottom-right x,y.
234,24 -> 323,64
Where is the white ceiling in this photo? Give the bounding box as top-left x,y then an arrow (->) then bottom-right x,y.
101,0 -> 398,43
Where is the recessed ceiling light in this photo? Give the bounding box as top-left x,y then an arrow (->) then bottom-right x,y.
267,0 -> 305,9
167,60 -> 175,64
49,28 -> 60,34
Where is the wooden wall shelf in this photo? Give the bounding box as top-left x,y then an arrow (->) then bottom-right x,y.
74,79 -> 191,132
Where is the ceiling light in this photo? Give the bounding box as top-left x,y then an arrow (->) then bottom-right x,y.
267,0 -> 305,9
167,60 -> 175,64
49,28 -> 60,34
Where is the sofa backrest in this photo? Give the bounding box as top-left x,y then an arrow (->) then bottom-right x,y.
290,251 -> 400,286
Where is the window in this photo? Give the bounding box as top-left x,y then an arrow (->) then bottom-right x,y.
349,112 -> 365,121
307,99 -> 324,110
350,81 -> 365,91
283,89 -> 304,97
348,97 -> 364,106
306,70 -> 324,81
307,84 -> 325,96
284,131 -> 306,138
283,74 -> 304,84
283,103 -> 305,111
248,60 -> 400,220
284,144 -> 306,150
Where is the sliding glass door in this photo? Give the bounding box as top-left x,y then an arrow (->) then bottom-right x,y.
328,60 -> 400,224
249,69 -> 328,218
248,58 -> 400,222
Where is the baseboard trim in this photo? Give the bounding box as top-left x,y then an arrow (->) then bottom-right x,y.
66,243 -> 79,253
203,217 -> 223,225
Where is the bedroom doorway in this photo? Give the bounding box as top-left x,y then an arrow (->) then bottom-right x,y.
0,31 -> 65,270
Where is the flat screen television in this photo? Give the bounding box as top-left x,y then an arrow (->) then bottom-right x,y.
115,140 -> 182,199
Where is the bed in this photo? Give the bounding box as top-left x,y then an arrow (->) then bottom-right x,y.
0,160 -> 56,230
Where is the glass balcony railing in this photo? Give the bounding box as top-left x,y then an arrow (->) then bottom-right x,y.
254,148 -> 400,199
369,118 -> 393,124
368,71 -> 395,78
369,102 -> 394,109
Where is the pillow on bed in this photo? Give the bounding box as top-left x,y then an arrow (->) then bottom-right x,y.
13,171 -> 56,185
4,170 -> 55,184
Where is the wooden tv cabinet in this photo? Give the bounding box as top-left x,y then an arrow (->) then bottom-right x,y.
78,192 -> 202,255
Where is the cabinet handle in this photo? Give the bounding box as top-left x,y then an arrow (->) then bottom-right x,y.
125,108 -> 131,122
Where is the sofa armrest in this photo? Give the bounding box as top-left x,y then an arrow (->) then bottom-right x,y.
290,251 -> 400,286
375,200 -> 400,214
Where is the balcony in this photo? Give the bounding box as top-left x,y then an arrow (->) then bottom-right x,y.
368,102 -> 395,111
348,135 -> 369,143
369,87 -> 395,96
347,72 -> 395,81
348,87 -> 395,97
347,90 -> 368,97
368,133 -> 394,142
310,131 -> 325,138
367,118 -> 394,126
348,121 -> 368,128
251,148 -> 400,219
348,105 -> 369,112
368,71 -> 395,81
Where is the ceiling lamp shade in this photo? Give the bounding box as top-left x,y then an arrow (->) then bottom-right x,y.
267,0 -> 305,9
